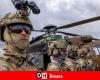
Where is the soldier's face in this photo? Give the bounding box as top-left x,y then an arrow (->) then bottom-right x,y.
6,24 -> 32,49
48,41 -> 67,56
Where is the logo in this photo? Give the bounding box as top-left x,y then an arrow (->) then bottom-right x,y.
37,72 -> 48,79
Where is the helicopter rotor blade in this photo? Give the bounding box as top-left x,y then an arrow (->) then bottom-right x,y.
57,16 -> 100,29
92,38 -> 99,40
57,31 -> 80,36
33,30 -> 45,32
57,31 -> 99,40
30,34 -> 46,44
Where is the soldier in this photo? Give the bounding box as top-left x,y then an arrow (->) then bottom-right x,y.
47,35 -> 80,71
47,35 -> 68,71
76,35 -> 97,71
63,45 -> 81,71
0,10 -> 37,71
64,35 -> 97,71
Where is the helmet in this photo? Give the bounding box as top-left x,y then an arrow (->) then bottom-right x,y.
48,39 -> 67,56
0,10 -> 34,41
81,35 -> 92,43
47,35 -> 67,48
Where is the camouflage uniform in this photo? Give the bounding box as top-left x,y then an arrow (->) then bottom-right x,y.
47,35 -> 80,71
47,62 -> 61,71
77,46 -> 96,71
64,58 -> 80,71
0,10 -> 37,71
76,35 -> 96,71
47,35 -> 67,71
63,45 -> 81,71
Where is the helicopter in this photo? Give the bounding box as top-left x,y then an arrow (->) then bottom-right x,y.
26,17 -> 100,70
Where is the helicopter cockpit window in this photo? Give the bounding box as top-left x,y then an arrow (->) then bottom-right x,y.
93,47 -> 100,55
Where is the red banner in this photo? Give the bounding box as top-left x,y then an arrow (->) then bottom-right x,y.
0,71 -> 99,80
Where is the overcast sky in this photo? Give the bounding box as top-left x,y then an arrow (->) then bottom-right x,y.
0,0 -> 100,50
